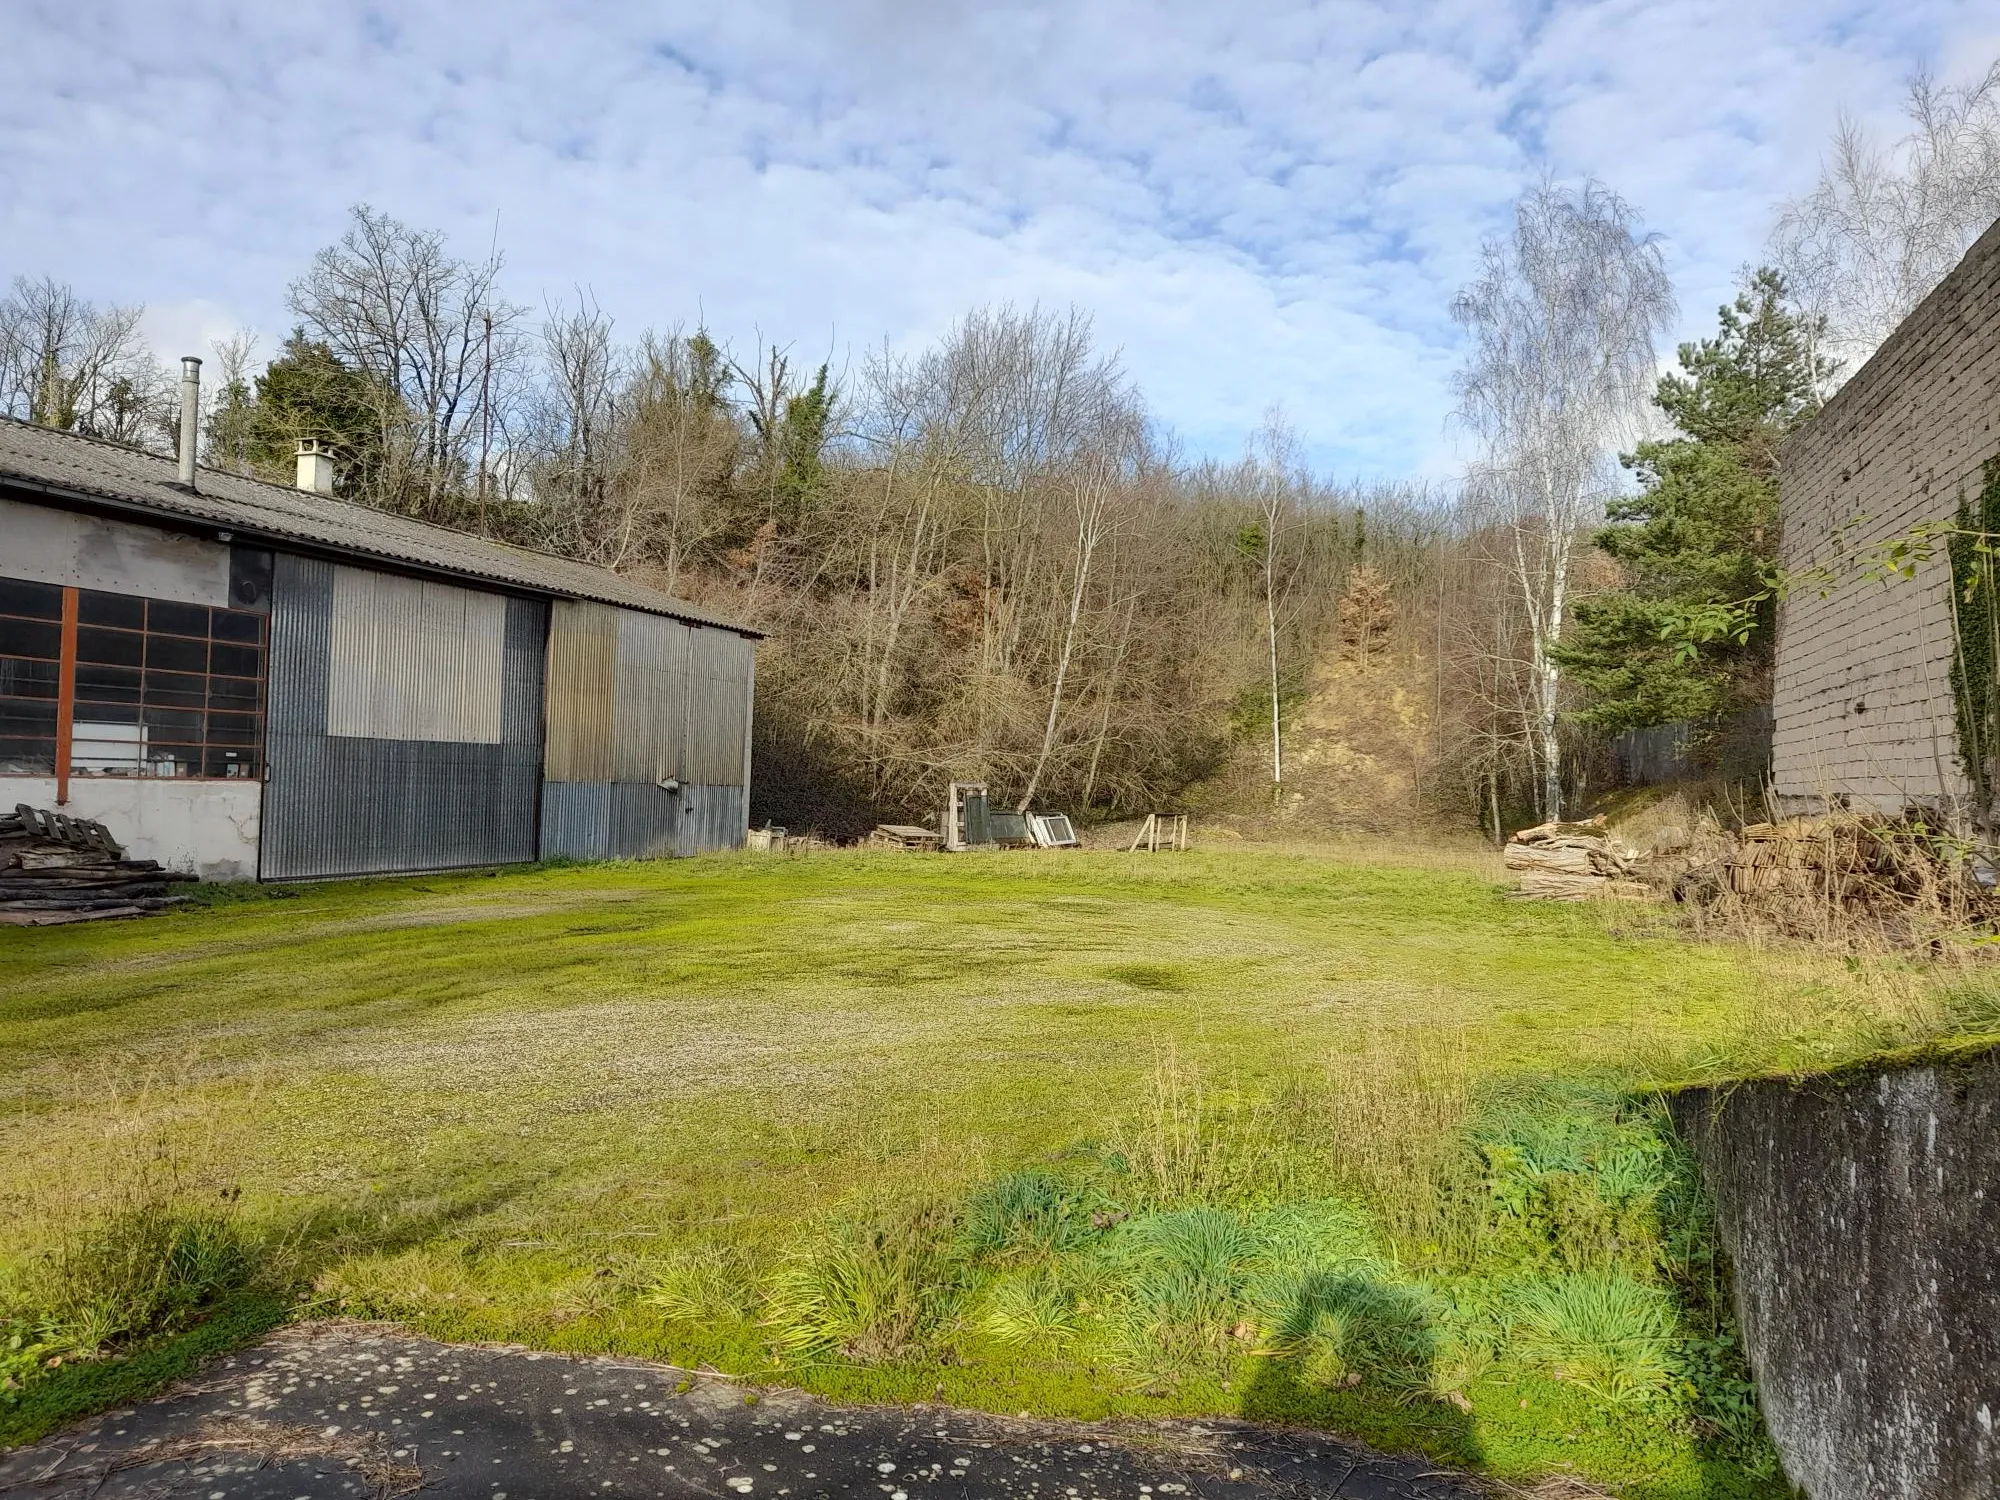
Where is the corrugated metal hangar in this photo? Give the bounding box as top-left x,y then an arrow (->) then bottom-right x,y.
0,405 -> 757,882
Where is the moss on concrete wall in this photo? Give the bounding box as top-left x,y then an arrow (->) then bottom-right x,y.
1671,1049 -> 2000,1499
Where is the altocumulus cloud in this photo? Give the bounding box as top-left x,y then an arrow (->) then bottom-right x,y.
3,0 -> 1997,475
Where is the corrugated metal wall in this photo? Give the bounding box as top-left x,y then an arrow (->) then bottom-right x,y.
263,555 -> 547,879
540,599 -> 752,860
543,598 -> 616,781
326,568 -> 507,742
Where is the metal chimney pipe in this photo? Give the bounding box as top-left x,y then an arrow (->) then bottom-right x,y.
176,356 -> 202,490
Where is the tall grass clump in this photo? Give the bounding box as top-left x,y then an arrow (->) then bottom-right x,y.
958,1171 -> 1108,1260
1318,1019 -> 1474,1259
641,1245 -> 760,1329
1101,1207 -> 1263,1385
2,1061 -> 261,1395
1468,1079 -> 1673,1275
1509,1271 -> 1677,1404
763,1199 -> 964,1362
1113,1045 -> 1333,1210
2,1179 -> 254,1400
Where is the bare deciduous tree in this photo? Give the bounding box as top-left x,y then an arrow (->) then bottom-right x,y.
0,276 -> 165,444
533,293 -> 623,522
288,205 -> 526,520
1775,63 -> 2000,374
1452,180 -> 1675,818
204,330 -> 261,474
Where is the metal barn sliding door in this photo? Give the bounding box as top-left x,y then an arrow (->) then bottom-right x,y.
540,600 -> 752,859
261,555 -> 547,879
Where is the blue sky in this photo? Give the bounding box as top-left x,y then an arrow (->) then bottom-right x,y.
5,0 -> 1998,478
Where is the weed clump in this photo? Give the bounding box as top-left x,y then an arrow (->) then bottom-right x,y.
642,1246 -> 760,1328
762,1199 -> 964,1362
1509,1271 -> 1677,1404
2,1193 -> 252,1394
724,1061 -> 1784,1493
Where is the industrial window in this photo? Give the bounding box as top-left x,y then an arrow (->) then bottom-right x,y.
0,575 -> 267,780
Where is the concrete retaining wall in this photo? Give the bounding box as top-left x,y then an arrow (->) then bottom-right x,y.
1670,1052 -> 2000,1499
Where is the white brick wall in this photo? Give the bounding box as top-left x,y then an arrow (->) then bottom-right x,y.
1772,217 -> 2000,815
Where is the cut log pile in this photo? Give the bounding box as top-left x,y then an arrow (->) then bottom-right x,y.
0,805 -> 196,926
1505,816 -> 1651,902
1670,812 -> 2000,941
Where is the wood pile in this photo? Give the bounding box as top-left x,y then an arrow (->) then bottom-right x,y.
0,805 -> 196,926
869,824 -> 942,851
1505,816 -> 1651,901
1671,813 -> 1999,941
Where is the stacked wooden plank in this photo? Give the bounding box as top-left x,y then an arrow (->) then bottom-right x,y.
1505,816 -> 1651,901
0,805 -> 196,926
868,824 -> 942,851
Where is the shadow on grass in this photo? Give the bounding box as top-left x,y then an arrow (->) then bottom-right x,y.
0,1169 -> 544,1453
0,1290 -> 290,1449
1238,1358 -> 1483,1471
1237,1271 -> 1484,1470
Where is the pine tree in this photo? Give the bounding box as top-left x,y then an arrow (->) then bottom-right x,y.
1338,564 -> 1395,663
240,331 -> 385,496
1551,269 -> 1831,733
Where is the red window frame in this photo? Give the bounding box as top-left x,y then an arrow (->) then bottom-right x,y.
0,576 -> 268,803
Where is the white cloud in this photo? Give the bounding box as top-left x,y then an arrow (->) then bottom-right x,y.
2,0 -> 1995,477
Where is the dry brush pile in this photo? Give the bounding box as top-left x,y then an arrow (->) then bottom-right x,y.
1668,812 -> 2000,948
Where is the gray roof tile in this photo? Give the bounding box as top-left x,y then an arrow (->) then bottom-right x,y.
0,417 -> 757,636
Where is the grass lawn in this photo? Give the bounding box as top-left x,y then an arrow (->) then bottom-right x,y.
0,844 -> 1978,1494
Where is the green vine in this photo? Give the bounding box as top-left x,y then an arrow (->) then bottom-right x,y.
1948,459 -> 2000,819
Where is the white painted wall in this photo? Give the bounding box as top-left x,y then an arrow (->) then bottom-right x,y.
1,776 -> 261,881
1,496 -> 233,606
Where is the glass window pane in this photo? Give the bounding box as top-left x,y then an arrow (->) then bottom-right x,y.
210,643 -> 262,679
76,626 -> 143,667
142,706 -> 205,738
204,747 -> 260,778
210,610 -> 262,644
72,701 -> 139,726
143,670 -> 207,708
74,663 -> 142,703
147,600 -> 210,638
205,711 -> 260,745
0,618 -> 62,660
0,739 -> 57,773
70,719 -> 144,773
0,578 -> 62,620
208,675 -> 259,707
78,591 -> 144,629
144,635 -> 207,673
0,657 -> 60,699
142,749 -> 196,777
0,702 -> 57,735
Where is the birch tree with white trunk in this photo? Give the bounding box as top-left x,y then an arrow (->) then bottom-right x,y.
1451,180 -> 1675,819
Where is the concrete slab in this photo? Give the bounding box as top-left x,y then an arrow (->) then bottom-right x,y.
0,1324 -> 1482,1500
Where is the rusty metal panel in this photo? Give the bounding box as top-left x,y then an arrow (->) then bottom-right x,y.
262,553 -> 545,879
537,606 -> 751,863
543,600 -> 616,781
326,566 -> 505,743
611,609 -> 689,784
685,627 -> 753,787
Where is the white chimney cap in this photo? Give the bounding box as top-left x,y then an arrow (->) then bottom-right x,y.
295,439 -> 336,496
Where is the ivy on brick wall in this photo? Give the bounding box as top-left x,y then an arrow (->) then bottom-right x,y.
1947,456 -> 2000,815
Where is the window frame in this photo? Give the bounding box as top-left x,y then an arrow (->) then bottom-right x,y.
0,577 -> 269,791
